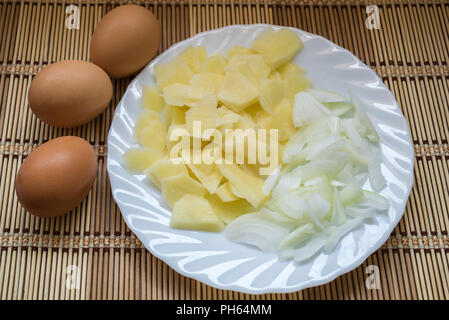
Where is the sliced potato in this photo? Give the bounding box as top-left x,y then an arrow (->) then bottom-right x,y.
185,96 -> 222,138
142,86 -> 164,111
189,72 -> 224,99
163,105 -> 187,126
161,173 -> 206,208
252,29 -> 303,68
146,159 -> 187,188
215,181 -> 238,202
178,46 -> 208,73
134,109 -> 162,141
187,163 -> 223,194
163,83 -> 196,106
200,54 -> 227,74
124,148 -> 165,173
257,98 -> 295,142
284,72 -> 312,100
154,57 -> 194,88
227,54 -> 271,81
139,120 -> 167,151
218,64 -> 259,112
258,78 -> 285,114
207,194 -> 253,224
218,164 -> 266,207
277,62 -> 306,78
170,194 -> 224,232
226,45 -> 257,60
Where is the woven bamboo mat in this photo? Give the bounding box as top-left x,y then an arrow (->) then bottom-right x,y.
0,0 -> 448,300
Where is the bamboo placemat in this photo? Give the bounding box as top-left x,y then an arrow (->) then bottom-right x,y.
1,0 -> 448,300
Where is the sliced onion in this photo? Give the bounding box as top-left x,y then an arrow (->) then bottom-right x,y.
361,190 -> 389,210
350,93 -> 380,143
368,157 -> 386,191
293,235 -> 327,263
278,223 -> 315,250
262,165 -> 281,196
346,206 -> 376,219
324,217 -> 363,252
339,183 -> 363,206
308,88 -> 345,103
293,92 -> 331,127
330,187 -> 346,225
326,101 -> 353,116
225,213 -> 292,252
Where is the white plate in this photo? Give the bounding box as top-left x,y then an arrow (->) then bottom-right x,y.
107,25 -> 414,294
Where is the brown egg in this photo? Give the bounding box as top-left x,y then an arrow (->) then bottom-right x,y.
90,5 -> 161,78
15,136 -> 98,218
28,60 -> 113,127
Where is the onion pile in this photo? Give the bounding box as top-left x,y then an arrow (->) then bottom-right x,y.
225,89 -> 389,263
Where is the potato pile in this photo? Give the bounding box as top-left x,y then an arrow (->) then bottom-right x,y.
124,28 -> 312,232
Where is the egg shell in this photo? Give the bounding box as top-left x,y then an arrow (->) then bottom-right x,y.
90,4 -> 161,78
28,60 -> 113,128
15,136 -> 98,218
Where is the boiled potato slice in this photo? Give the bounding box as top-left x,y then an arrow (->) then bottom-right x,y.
229,62 -> 259,87
244,102 -> 264,118
189,72 -> 224,99
154,57 -> 194,88
177,46 -> 208,73
134,109 -> 162,141
273,99 -> 294,137
229,182 -> 244,198
277,62 -> 306,78
207,194 -> 253,224
227,54 -> 271,81
239,163 -> 263,177
246,103 -> 270,128
171,107 -> 187,125
185,96 -> 222,138
142,86 -> 164,112
258,98 -> 295,142
258,79 -> 285,114
217,106 -> 241,129
284,72 -> 312,101
163,83 -> 196,106
268,70 -> 282,80
170,194 -> 224,232
146,159 -> 187,188
215,181 -> 238,202
234,112 -> 256,130
200,54 -> 226,74
226,45 -> 257,60
139,120 -> 167,151
163,105 -> 187,126
163,106 -> 172,125
124,148 -> 165,173
187,163 -> 223,194
188,93 -> 218,109
252,29 -> 303,68
161,174 -> 206,208
218,65 -> 259,112
218,164 -> 266,207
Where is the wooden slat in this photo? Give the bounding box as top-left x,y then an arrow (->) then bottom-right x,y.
0,0 -> 448,300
